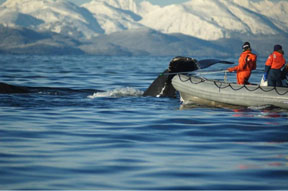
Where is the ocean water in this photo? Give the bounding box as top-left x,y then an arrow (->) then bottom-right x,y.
0,55 -> 288,190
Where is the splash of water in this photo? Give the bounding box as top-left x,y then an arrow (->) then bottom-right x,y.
88,87 -> 143,99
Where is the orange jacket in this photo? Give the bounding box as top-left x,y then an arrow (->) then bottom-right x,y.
265,51 -> 285,70
228,50 -> 257,84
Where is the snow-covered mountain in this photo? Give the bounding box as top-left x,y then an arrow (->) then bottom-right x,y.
0,0 -> 287,40
0,0 -> 287,56
0,0 -> 104,39
83,0 -> 288,40
81,0 -> 161,34
82,0 -> 143,34
139,0 -> 288,40
233,0 -> 288,34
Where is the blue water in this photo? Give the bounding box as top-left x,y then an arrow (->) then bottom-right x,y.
0,55 -> 288,190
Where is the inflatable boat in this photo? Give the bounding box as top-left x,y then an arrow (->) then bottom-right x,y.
172,74 -> 288,109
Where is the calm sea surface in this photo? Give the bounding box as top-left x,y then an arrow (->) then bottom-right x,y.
0,55 -> 288,190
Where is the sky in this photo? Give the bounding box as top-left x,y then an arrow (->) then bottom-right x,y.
0,0 -> 189,6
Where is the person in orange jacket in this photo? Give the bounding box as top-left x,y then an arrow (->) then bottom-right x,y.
227,42 -> 257,85
263,45 -> 286,87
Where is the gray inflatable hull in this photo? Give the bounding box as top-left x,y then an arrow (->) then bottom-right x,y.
172,74 -> 288,109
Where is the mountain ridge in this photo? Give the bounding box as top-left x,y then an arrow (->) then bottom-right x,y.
0,0 -> 287,56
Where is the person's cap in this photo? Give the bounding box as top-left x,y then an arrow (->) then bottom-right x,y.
242,42 -> 251,50
274,44 -> 282,51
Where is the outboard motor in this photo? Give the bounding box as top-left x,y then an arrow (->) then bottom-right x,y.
143,56 -> 199,98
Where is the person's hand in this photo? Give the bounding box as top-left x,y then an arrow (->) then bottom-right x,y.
227,68 -> 234,72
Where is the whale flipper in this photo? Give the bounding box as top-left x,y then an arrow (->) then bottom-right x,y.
143,69 -> 176,98
197,59 -> 234,69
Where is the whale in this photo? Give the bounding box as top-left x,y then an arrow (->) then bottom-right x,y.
143,56 -> 234,98
0,82 -> 30,94
0,82 -> 100,95
0,56 -> 233,95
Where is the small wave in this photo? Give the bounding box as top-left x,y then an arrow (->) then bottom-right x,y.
88,87 -> 143,99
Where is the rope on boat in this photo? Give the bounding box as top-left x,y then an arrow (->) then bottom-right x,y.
177,74 -> 288,96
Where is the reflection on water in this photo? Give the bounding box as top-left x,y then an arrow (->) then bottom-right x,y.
180,102 -> 288,120
236,143 -> 288,170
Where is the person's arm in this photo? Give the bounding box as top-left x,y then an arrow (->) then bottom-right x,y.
228,55 -> 244,72
265,55 -> 272,73
227,65 -> 238,72
264,55 -> 272,81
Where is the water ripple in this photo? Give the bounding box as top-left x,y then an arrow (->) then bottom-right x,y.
0,55 -> 288,190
